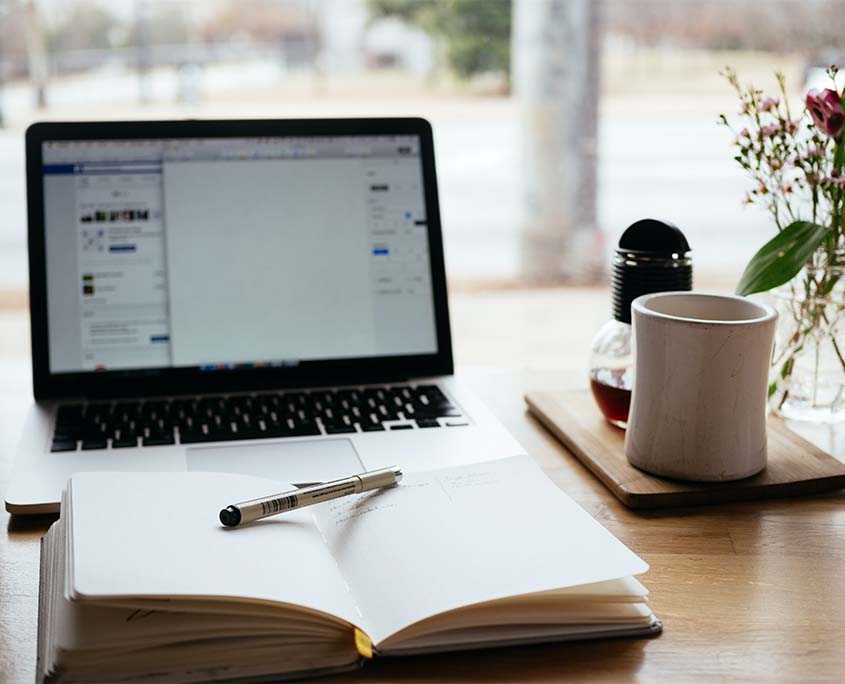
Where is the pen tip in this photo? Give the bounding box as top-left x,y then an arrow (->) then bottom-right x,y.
219,506 -> 241,527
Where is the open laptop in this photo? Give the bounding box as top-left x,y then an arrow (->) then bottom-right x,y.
5,118 -> 526,515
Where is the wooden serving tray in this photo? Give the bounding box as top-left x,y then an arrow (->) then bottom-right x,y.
525,390 -> 845,509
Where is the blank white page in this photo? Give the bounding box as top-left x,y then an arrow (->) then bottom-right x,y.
312,456 -> 648,645
68,472 -> 365,631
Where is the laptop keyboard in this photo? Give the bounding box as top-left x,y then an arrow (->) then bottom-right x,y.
50,384 -> 467,452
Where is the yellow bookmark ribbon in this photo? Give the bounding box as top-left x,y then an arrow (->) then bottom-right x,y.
354,628 -> 373,659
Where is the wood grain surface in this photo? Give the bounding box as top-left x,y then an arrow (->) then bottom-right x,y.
526,390 -> 845,509
3,363 -> 845,683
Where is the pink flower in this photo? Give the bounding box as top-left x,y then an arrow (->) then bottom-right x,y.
760,123 -> 781,137
806,88 -> 844,139
760,96 -> 779,112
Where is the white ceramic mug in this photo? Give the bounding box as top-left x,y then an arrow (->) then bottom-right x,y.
624,292 -> 778,482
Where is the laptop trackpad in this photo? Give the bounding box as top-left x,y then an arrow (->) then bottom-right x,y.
186,438 -> 364,484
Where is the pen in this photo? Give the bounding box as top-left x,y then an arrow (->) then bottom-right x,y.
218,466 -> 402,527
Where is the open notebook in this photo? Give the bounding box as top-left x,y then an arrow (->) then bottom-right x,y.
37,456 -> 661,682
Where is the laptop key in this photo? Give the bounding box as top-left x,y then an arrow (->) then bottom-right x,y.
112,438 -> 138,448
259,425 -> 288,439
324,424 -> 357,434
377,405 -> 398,421
50,440 -> 78,452
360,423 -> 385,432
197,430 -> 243,443
389,424 -> 414,431
179,430 -> 217,444
56,403 -> 84,419
289,422 -> 321,437
81,438 -> 108,450
416,419 -> 440,428
141,434 -> 176,447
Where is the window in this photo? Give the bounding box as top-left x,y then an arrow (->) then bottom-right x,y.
0,0 -> 839,294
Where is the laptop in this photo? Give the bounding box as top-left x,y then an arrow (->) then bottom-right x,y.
5,118 -> 526,515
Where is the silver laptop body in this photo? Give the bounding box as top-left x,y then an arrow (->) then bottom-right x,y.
6,118 -> 525,514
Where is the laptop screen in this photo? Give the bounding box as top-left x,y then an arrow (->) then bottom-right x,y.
40,135 -> 438,375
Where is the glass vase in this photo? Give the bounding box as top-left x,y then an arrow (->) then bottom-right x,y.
769,252 -> 845,423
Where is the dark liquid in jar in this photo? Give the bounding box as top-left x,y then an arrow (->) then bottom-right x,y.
589,368 -> 632,429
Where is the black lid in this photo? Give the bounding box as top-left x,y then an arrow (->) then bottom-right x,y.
617,218 -> 691,255
613,219 -> 692,323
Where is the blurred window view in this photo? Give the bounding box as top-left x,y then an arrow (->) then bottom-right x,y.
0,0 -> 843,292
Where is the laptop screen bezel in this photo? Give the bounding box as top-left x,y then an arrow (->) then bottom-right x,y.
26,118 -> 453,400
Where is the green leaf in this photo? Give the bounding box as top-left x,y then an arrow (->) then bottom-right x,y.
823,274 -> 841,295
736,220 -> 829,296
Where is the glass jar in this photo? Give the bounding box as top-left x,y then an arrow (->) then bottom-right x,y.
588,219 -> 692,429
769,252 -> 845,423
589,320 -> 633,429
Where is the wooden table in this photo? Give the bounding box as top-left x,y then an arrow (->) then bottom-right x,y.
3,361 -> 845,683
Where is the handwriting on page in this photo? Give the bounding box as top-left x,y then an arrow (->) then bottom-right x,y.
328,490 -> 398,527
436,469 -> 501,496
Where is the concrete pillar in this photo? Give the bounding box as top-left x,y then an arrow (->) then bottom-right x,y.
513,0 -> 602,283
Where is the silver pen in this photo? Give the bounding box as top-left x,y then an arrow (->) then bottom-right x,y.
218,466 -> 402,527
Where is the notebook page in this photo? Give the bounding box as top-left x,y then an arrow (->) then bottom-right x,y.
68,472 -> 364,630
312,456 -> 648,645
